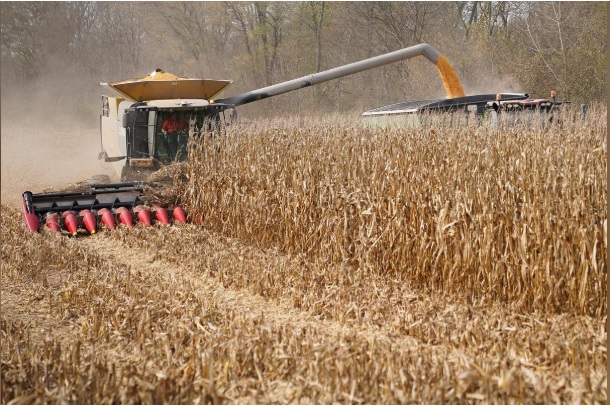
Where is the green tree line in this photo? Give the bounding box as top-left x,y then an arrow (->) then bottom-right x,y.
1,2 -> 606,118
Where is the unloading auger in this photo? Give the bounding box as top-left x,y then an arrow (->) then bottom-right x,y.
216,43 -> 465,106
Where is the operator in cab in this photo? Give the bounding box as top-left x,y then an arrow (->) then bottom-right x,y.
162,113 -> 187,135
161,113 -> 188,160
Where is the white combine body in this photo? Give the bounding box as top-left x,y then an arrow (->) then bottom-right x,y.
99,69 -> 235,181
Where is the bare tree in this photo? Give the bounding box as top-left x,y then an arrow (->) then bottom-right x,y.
154,3 -> 233,77
1,0 -> 605,116
1,3 -> 47,79
367,2 -> 441,48
226,2 -> 291,87
455,1 -> 516,38
508,2 -> 606,100
300,2 -> 329,73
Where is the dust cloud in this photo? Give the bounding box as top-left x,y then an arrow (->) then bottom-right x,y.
1,75 -> 116,208
458,63 -> 525,97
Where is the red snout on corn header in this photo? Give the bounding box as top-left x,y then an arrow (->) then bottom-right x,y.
21,183 -> 190,236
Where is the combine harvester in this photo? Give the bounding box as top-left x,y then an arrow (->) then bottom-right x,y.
21,43 -> 552,235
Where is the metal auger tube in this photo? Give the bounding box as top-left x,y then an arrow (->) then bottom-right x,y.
217,43 -> 441,107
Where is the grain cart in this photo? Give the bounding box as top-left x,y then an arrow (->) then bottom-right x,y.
362,91 -> 573,128
21,43 -> 519,235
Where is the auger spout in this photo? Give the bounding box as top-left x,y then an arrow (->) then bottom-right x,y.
218,43 -> 464,106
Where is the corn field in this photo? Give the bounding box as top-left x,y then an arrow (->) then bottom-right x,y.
1,106 -> 607,403
182,106 -> 607,317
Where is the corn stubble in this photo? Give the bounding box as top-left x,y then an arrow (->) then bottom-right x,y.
1,107 -> 606,404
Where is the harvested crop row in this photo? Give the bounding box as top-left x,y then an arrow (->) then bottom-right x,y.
104,223 -> 607,403
2,206 -> 606,403
108,221 -> 605,353
174,106 -> 607,317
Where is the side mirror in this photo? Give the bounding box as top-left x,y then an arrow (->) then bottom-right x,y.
122,112 -> 128,128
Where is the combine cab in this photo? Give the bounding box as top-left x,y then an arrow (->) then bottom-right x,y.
22,183 -> 186,235
99,70 -> 236,182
